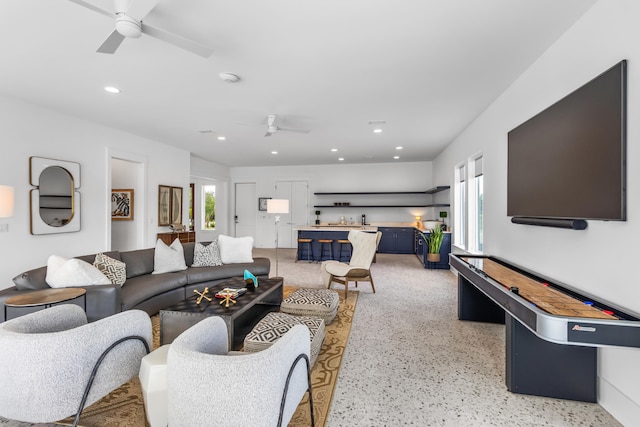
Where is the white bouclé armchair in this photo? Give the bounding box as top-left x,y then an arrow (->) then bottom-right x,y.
0,304 -> 152,426
167,316 -> 314,427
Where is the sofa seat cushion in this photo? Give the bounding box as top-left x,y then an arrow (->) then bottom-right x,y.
185,258 -> 271,285
120,272 -> 187,309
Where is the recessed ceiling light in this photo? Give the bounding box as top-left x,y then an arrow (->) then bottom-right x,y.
396,146 -> 403,150
104,86 -> 121,94
393,156 -> 400,159
338,157 -> 344,161
217,136 -> 226,141
331,148 -> 338,152
271,151 -> 278,155
373,129 -> 382,134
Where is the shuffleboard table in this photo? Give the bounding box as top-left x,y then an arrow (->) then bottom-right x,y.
450,254 -> 640,402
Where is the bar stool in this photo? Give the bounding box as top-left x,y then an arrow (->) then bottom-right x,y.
337,239 -> 352,262
296,238 -> 314,262
318,239 -> 334,261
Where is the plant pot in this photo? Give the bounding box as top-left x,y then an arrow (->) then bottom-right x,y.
426,253 -> 440,263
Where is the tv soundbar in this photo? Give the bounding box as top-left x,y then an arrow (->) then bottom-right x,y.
511,217 -> 588,230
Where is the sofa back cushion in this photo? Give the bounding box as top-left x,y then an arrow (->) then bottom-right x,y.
12,251 -> 121,291
120,248 -> 155,279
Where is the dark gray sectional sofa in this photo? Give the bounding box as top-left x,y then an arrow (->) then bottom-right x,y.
0,242 -> 270,322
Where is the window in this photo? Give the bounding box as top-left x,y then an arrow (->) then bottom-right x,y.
454,164 -> 466,249
202,185 -> 216,230
454,155 -> 484,253
470,156 -> 483,253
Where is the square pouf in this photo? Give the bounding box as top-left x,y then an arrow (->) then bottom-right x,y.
243,312 -> 325,366
280,288 -> 340,325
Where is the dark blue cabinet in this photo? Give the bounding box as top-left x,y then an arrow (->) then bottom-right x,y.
378,227 -> 414,254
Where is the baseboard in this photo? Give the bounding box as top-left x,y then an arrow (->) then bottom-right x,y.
599,376 -> 640,426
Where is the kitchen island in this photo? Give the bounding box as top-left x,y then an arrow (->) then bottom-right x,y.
295,222 -> 451,269
295,225 -> 378,262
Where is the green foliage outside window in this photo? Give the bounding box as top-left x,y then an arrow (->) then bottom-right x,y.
203,186 -> 215,229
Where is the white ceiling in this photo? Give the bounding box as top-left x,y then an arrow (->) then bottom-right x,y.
0,0 -> 596,167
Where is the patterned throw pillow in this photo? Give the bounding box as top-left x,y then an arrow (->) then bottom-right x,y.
192,241 -> 223,267
93,253 -> 127,286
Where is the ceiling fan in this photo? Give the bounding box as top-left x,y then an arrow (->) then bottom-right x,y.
263,114 -> 310,137
69,0 -> 213,57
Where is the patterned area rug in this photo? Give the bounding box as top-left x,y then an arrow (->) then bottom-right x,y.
43,286 -> 356,427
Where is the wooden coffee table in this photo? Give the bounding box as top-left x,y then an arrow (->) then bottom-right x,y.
160,277 -> 283,350
4,288 -> 86,321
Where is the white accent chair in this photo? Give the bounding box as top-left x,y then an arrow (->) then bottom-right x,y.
0,304 -> 152,426
167,316 -> 314,427
321,230 -> 382,299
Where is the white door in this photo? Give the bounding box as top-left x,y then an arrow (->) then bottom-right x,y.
275,181 -> 309,248
235,182 -> 256,239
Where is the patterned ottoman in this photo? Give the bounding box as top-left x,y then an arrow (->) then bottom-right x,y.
280,288 -> 340,325
243,312 -> 325,366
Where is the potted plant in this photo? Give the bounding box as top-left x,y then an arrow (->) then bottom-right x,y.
426,225 -> 444,263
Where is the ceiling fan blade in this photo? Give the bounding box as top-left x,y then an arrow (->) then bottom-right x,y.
278,127 -> 311,134
68,0 -> 114,19
125,0 -> 159,19
142,24 -> 213,58
97,29 -> 127,54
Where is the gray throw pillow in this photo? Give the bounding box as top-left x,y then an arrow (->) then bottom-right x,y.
192,241 -> 223,267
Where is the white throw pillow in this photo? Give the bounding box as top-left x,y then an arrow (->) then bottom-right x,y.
152,238 -> 188,274
218,235 -> 254,264
46,255 -> 111,288
192,241 -> 223,267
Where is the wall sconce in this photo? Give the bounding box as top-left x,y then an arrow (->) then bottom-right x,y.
0,185 -> 15,218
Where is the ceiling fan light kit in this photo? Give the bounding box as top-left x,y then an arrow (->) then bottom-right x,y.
115,14 -> 142,38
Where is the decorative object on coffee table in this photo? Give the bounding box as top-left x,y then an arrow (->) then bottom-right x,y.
244,269 -> 258,290
193,287 -> 211,305
218,289 -> 237,308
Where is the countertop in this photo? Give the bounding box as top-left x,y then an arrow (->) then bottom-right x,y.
295,222 -> 449,232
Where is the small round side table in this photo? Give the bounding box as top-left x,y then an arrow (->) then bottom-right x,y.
4,288 -> 86,321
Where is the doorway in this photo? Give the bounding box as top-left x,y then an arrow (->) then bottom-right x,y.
110,156 -> 145,251
275,181 -> 309,248
234,182 -> 256,239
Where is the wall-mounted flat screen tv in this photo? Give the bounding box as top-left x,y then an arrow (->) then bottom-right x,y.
507,60 -> 626,221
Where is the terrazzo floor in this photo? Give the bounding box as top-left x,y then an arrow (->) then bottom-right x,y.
255,248 -> 623,427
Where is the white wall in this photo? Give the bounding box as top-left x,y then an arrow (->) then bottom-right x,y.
0,94 -> 190,290
433,0 -> 640,423
231,161 -> 435,247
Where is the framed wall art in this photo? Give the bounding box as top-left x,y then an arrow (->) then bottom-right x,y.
111,189 -> 134,221
258,197 -> 271,211
171,186 -> 183,225
158,185 -> 171,226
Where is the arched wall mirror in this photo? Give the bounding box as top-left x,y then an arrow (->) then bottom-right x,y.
30,156 -> 81,235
